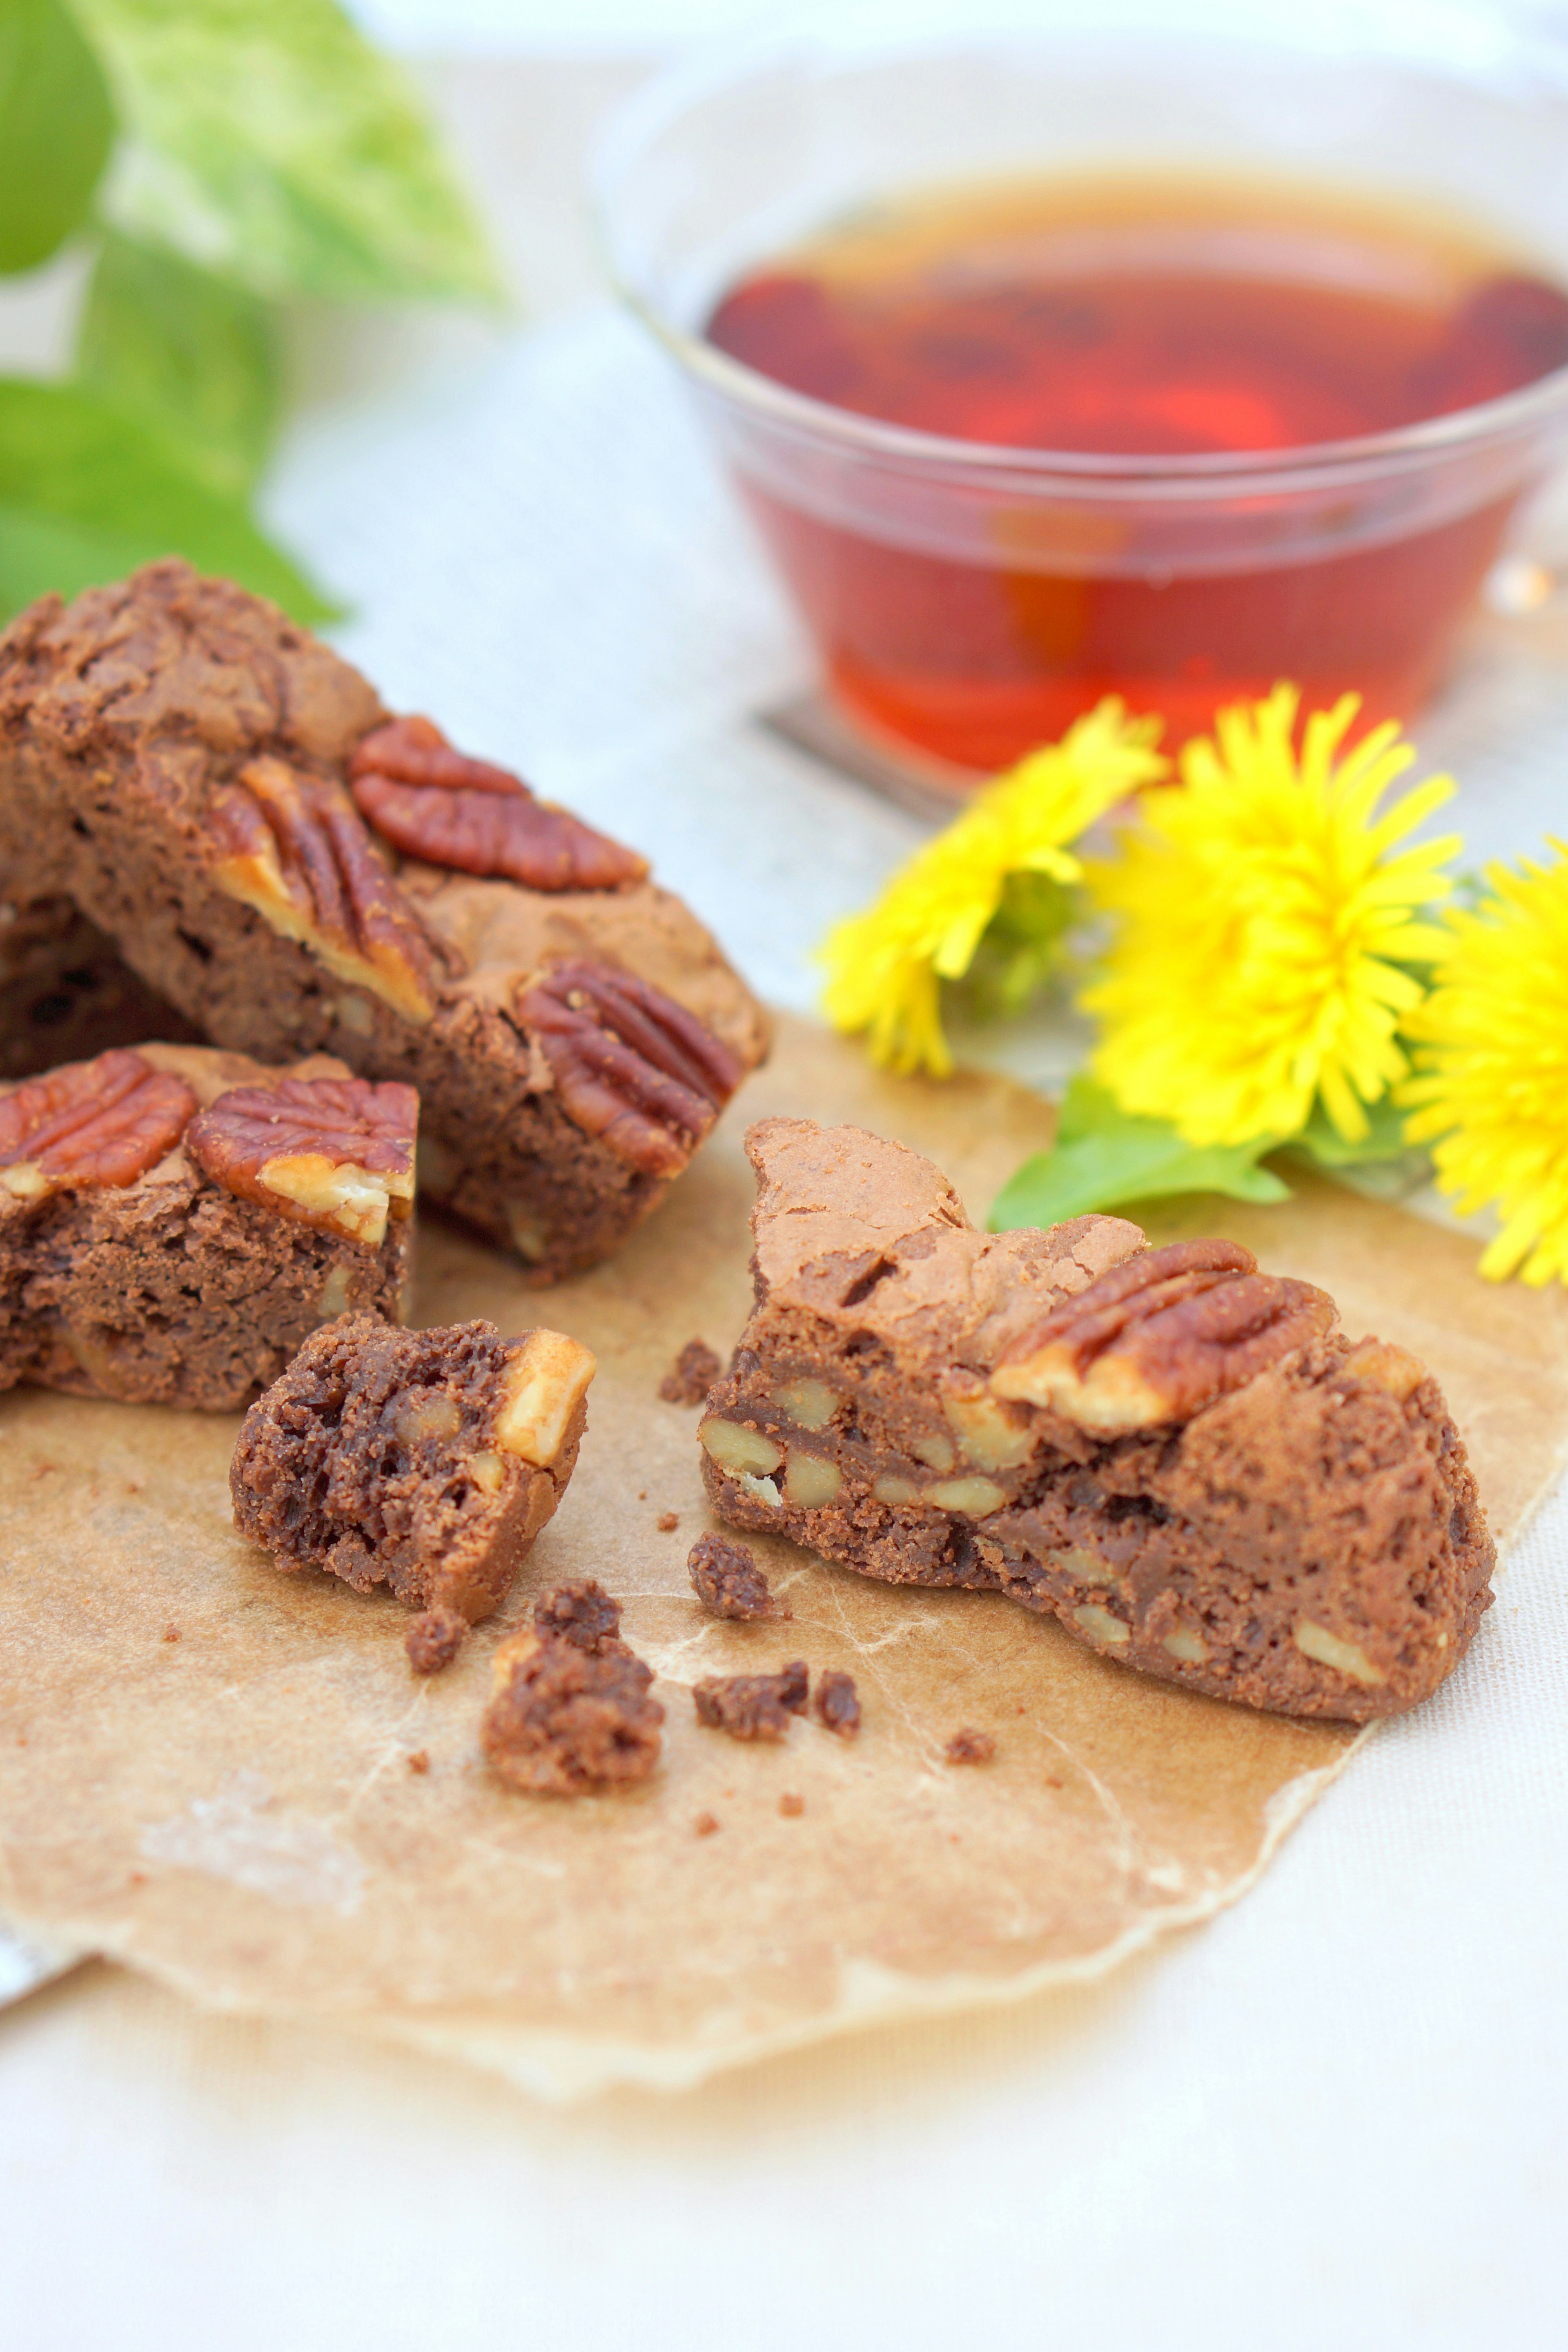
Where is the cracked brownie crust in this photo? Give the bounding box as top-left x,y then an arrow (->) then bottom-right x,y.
231,1313 -> 595,1622
0,562 -> 768,1278
697,1118 -> 1495,1724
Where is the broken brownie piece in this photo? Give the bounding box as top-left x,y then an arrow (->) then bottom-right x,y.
814,1670 -> 861,1737
0,1042 -> 414,1410
696,1118 -> 1496,1725
687,1530 -> 790,1621
945,1728 -> 996,1766
659,1337 -> 721,1404
405,1604 -> 466,1675
481,1587 -> 664,1793
231,1312 -> 594,1622
0,895 -> 198,1080
693,1659 -> 809,1741
0,563 -> 768,1278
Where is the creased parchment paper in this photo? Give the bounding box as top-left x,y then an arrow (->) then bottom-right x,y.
2,1014 -> 1565,2098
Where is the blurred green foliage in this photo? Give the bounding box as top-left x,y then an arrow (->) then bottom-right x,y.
0,0 -> 501,623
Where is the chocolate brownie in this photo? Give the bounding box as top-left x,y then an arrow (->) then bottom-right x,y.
231,1313 -> 594,1622
697,1119 -> 1496,1725
692,1659 -> 809,1740
0,895 -> 197,1079
0,562 -> 769,1278
813,1670 -> 861,1737
0,1042 -> 414,1410
687,1529 -> 789,1619
482,1580 -> 663,1793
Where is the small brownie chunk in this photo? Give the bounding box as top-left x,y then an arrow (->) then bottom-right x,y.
693,1659 -> 808,1742
945,1728 -> 996,1766
231,1312 -> 595,1623
697,1118 -> 1496,1724
405,1604 -> 466,1674
659,1338 -> 722,1404
482,1610 -> 664,1795
687,1530 -> 790,1621
814,1670 -> 861,1737
0,1041 -> 413,1410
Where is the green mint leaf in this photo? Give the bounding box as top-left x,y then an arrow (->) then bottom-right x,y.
0,378 -> 338,621
76,229 -> 281,494
989,1076 -> 1290,1231
74,0 -> 502,302
0,0 -> 115,274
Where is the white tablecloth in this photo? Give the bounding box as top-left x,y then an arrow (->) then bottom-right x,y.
2,49 -> 1565,2352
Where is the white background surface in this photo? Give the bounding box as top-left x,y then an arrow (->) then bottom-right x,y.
2,25 -> 1567,2350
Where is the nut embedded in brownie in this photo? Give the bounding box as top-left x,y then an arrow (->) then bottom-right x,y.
481,1581 -> 664,1795
695,1118 -> 1496,1724
231,1313 -> 595,1623
0,1043 -> 414,1410
0,562 -> 769,1277
687,1530 -> 790,1621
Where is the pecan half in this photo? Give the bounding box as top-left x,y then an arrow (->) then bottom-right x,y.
186,1075 -> 418,1246
0,1049 -> 195,1202
209,756 -> 441,1023
991,1238 -> 1336,1430
349,715 -> 648,892
517,960 -> 744,1177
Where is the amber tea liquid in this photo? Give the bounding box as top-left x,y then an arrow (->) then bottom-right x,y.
706,174 -> 1568,769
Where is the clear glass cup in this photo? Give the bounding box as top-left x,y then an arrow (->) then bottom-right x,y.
594,6 -> 1568,796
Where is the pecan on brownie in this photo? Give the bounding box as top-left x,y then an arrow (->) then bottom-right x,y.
0,1042 -> 414,1410
0,562 -> 769,1279
231,1314 -> 595,1624
694,1118 -> 1495,1724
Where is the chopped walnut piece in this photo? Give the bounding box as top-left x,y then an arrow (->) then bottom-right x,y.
814,1670 -> 861,1738
185,1075 -> 417,1247
534,1577 -> 622,1655
659,1337 -> 722,1405
517,960 -> 743,1177
492,1327 -> 597,1469
481,1624 -> 664,1795
688,1531 -> 789,1622
209,755 -> 442,1023
993,1238 -> 1336,1430
405,1606 -> 466,1675
693,1659 -> 808,1742
0,1049 -> 195,1203
350,715 -> 648,892
944,1727 -> 996,1766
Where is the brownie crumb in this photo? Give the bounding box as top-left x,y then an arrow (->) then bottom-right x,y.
482,1629 -> 664,1795
162,1623 -> 181,1644
688,1530 -> 790,1621
945,1727 -> 996,1766
656,1511 -> 679,1533
406,1605 -> 466,1675
693,1659 -> 809,1742
659,1339 -> 722,1404
534,1578 -> 621,1655
694,1811 -> 721,1836
779,1791 -> 805,1817
407,1749 -> 430,1775
813,1670 -> 860,1737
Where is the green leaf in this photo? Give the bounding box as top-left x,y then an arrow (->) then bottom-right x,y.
76,229 -> 281,494
73,0 -> 502,303
1288,1093 -> 1413,1169
951,869 -> 1076,1025
989,1077 -> 1291,1232
0,0 -> 115,273
0,378 -> 338,621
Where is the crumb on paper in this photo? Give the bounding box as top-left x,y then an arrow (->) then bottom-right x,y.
482,1615 -> 664,1795
659,1338 -> 721,1405
534,1577 -> 621,1654
694,1811 -> 720,1837
407,1749 -> 430,1775
162,1623 -> 181,1644
945,1728 -> 996,1766
693,1659 -> 808,1742
779,1791 -> 805,1817
656,1510 -> 679,1532
405,1606 -> 466,1675
687,1530 -> 789,1621
813,1669 -> 860,1737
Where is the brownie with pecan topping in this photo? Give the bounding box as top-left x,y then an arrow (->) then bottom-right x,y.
0,562 -> 768,1279
0,1042 -> 414,1410
695,1118 -> 1495,1724
232,1314 -> 594,1624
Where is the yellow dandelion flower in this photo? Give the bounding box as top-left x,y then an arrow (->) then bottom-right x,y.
1082,684 -> 1461,1147
819,700 -> 1166,1076
1401,843 -> 1568,1285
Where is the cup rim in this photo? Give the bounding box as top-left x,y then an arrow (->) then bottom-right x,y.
592,20 -> 1568,497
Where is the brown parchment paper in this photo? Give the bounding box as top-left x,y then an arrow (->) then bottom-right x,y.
2,1013 -> 1566,2099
